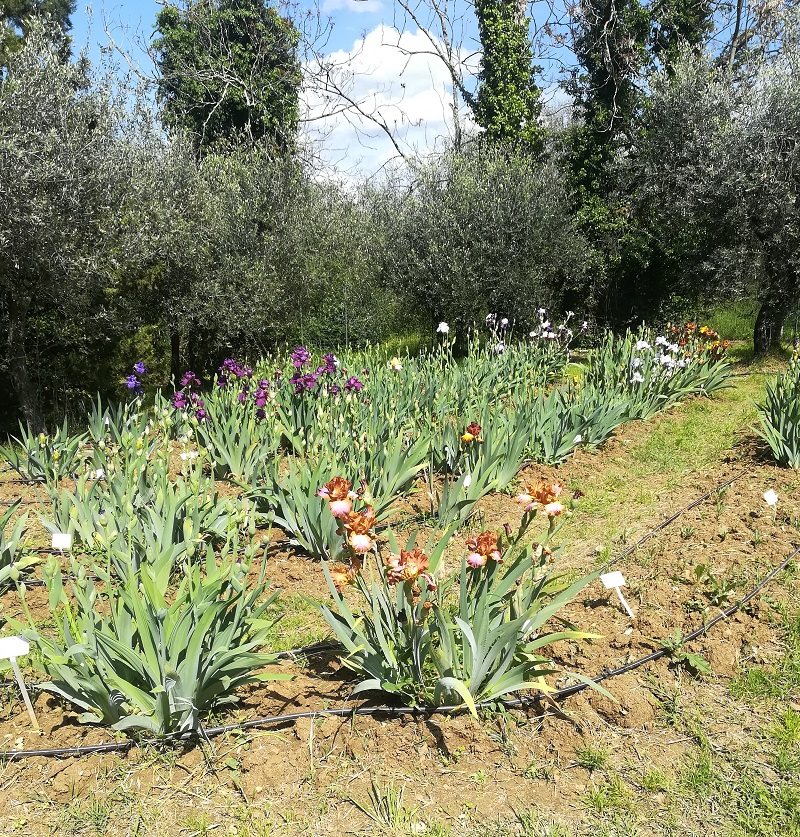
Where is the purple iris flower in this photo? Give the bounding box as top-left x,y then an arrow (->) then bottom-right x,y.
181,371 -> 200,389
291,346 -> 311,369
126,375 -> 142,394
172,392 -> 188,409
133,361 -> 146,376
344,376 -> 363,393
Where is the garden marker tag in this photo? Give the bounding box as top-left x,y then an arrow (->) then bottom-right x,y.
600,571 -> 635,619
0,636 -> 39,731
51,532 -> 72,551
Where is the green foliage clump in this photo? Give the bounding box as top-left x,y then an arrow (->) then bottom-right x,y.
153,0 -> 300,153
756,352 -> 800,468
382,148 -> 589,332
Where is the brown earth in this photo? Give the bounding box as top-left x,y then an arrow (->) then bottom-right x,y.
0,393 -> 797,835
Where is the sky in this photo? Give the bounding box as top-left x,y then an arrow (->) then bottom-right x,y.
70,1 -> 567,177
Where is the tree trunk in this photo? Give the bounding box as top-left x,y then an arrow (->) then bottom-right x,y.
170,328 -> 182,384
754,291 -> 797,355
6,295 -> 44,431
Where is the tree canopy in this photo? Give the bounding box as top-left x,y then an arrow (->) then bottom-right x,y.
153,0 -> 301,153
0,0 -> 74,68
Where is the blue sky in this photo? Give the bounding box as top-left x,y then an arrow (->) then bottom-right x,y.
70,1 -> 409,72
69,2 -> 569,176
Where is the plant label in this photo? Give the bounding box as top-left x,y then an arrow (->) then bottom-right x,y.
600,571 -> 635,619
180,452 -> 198,461
600,571 -> 626,588
0,636 -> 29,658
51,532 -> 72,551
0,636 -> 39,731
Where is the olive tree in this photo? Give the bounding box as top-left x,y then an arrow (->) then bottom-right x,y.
0,23 -> 178,426
381,147 -> 590,334
630,24 -> 800,353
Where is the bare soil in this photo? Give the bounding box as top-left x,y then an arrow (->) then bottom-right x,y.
0,392 -> 798,835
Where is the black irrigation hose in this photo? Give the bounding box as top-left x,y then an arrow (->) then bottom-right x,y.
600,466 -> 749,572
4,529 -> 796,762
528,541 -> 800,705
0,470 -> 752,695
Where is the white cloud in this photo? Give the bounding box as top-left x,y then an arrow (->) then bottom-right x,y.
301,25 -> 477,178
322,0 -> 383,13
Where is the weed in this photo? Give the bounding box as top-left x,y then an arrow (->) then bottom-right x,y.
522,758 -> 556,781
714,485 -> 729,518
516,808 -> 573,837
680,525 -> 696,540
640,767 -> 670,792
657,630 -> 714,676
584,774 -> 631,813
181,812 -> 215,836
646,676 -> 682,726
574,744 -> 609,772
349,779 -> 418,829
694,563 -> 737,607
59,793 -> 122,835
424,822 -> 454,837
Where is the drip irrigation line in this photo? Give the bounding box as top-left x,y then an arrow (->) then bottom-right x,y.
2,468 -> 752,679
600,467 -> 749,572
3,539 -> 797,762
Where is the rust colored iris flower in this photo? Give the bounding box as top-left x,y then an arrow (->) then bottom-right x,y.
465,531 -> 502,568
342,506 -> 376,535
318,476 -> 352,502
515,480 -> 566,515
385,548 -> 434,586
342,506 -> 376,554
329,562 -> 358,592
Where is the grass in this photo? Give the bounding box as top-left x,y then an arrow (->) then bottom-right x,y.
574,744 -> 609,772
707,299 -> 760,342
730,615 -> 800,701
564,369 -> 768,559
262,592 -> 330,652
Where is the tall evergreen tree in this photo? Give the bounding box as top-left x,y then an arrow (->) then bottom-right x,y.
153,0 -> 301,153
561,0 -> 651,324
473,0 -> 545,152
649,0 -> 714,73
0,0 -> 74,68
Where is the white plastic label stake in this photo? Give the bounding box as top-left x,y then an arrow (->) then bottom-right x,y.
179,452 -> 198,461
51,532 -> 72,551
600,571 -> 635,618
0,637 -> 38,731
